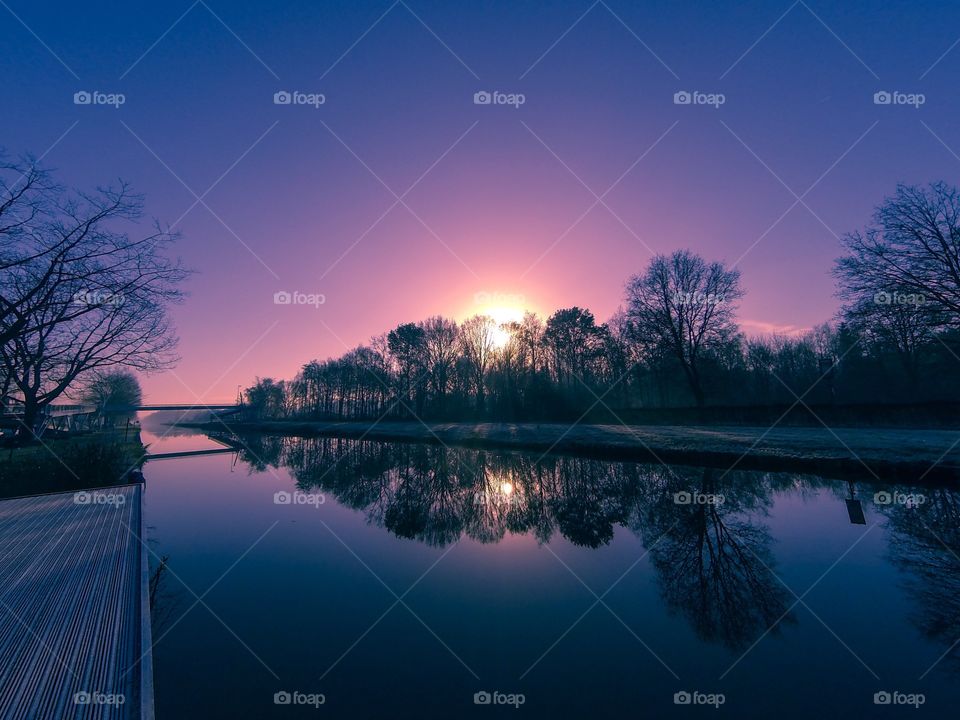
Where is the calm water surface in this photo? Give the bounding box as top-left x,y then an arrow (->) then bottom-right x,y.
141,424 -> 960,718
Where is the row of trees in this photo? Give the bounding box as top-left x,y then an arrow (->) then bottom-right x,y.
0,153 -> 187,437
244,182 -> 960,422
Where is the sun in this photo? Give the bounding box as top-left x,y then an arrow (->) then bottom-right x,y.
479,305 -> 525,349
462,291 -> 535,349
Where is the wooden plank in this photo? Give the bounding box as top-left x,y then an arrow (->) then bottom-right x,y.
0,485 -> 152,719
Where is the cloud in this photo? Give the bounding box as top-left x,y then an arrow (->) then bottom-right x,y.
739,319 -> 810,337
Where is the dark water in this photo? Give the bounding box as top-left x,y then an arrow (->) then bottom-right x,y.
141,426 -> 960,718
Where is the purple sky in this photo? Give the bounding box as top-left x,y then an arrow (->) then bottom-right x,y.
3,0 -> 959,402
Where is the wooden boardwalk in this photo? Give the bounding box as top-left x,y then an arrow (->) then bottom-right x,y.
0,485 -> 153,719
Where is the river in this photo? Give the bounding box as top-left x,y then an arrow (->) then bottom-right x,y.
140,423 -> 960,718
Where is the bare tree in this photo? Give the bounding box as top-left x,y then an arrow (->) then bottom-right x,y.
387,323 -> 426,416
420,316 -> 458,415
0,154 -> 60,345
623,250 -> 743,407
0,159 -> 188,436
459,315 -> 496,413
835,182 -> 960,322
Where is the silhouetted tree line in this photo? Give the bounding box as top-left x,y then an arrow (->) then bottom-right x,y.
245,182 -> 960,422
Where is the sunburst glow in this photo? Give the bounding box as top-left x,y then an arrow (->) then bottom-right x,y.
475,304 -> 526,349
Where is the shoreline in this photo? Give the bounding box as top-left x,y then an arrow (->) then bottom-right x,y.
0,429 -> 146,499
182,419 -> 960,483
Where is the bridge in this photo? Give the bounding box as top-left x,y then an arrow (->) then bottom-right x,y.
101,404 -> 241,413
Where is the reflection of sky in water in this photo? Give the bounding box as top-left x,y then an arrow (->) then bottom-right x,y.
140,416 -> 234,454
144,428 -> 960,719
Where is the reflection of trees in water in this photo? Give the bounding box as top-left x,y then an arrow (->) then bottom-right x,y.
237,434 -> 806,651
233,432 -> 285,472
630,467 -> 796,650
883,488 -> 960,670
255,435 -> 653,550
148,552 -> 187,638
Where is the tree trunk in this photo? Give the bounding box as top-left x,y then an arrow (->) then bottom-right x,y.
17,397 -> 42,440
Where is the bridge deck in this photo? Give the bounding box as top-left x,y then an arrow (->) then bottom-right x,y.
0,485 -> 153,719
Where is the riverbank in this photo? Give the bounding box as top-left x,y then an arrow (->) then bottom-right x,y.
0,428 -> 146,499
184,419 -> 960,482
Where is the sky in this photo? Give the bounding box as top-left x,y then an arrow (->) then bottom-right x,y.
3,0 -> 960,402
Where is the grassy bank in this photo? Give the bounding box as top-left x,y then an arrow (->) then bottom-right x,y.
0,428 -> 146,499
188,419 -> 960,483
